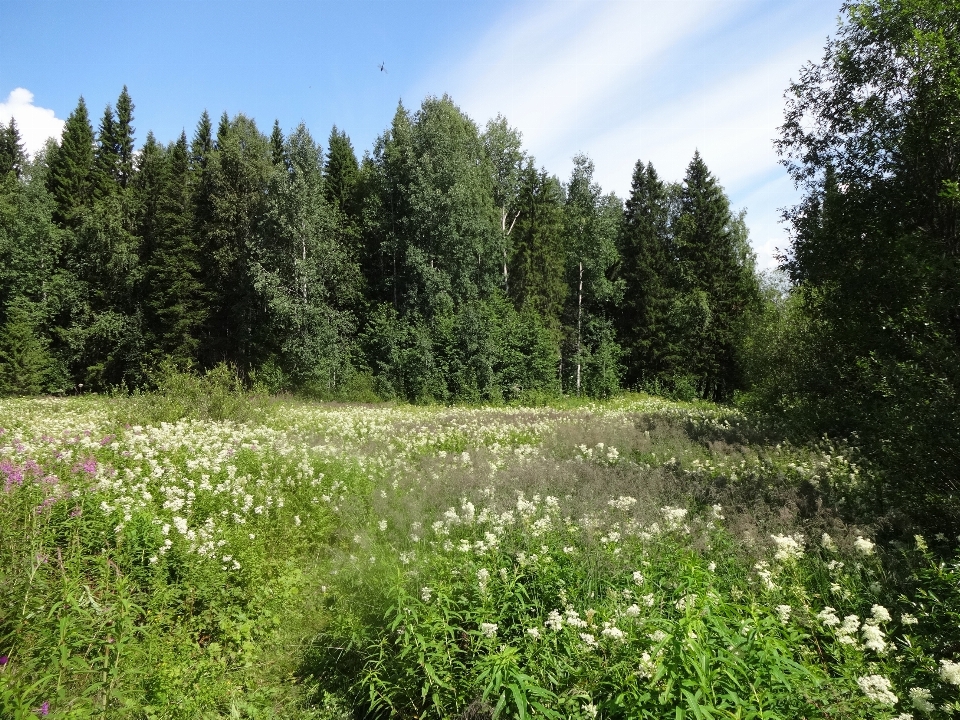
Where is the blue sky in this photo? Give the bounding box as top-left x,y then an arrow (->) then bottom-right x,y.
0,0 -> 840,268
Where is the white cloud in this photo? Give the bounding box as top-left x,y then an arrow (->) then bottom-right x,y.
0,88 -> 66,157
421,0 -> 835,265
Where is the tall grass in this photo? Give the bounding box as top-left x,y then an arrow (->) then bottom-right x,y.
1,393 -> 958,718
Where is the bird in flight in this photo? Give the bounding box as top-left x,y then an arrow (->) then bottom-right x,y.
379,62 -> 388,74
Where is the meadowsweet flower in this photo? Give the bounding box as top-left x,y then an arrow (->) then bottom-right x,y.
914,535 -> 928,552
580,632 -> 598,648
476,568 -> 490,592
754,560 -> 776,590
856,674 -> 898,705
480,623 -> 498,639
584,702 -> 598,718
637,652 -> 656,679
527,628 -> 540,639
854,536 -> 875,556
546,610 -> 563,631
776,605 -> 792,623
909,687 -> 935,714
642,593 -> 656,607
378,520 -> 387,532
939,659 -> 960,685
862,620 -> 887,653
421,587 -> 432,603
871,605 -> 891,623
648,630 -> 669,644
817,607 -> 841,627
632,571 -> 645,586
821,533 -> 837,551
707,561 -> 716,572
771,533 -> 804,561
601,623 -> 626,642
625,604 -> 641,617
711,504 -> 724,520
901,613 -> 918,626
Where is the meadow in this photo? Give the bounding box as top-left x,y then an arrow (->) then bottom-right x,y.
2,383 -> 959,719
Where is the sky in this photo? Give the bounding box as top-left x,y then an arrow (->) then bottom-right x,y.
0,0 -> 841,269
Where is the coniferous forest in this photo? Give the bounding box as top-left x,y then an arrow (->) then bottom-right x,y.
0,92 -> 761,405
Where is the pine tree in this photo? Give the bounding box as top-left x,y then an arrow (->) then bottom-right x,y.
616,160 -> 674,389
47,97 -> 95,228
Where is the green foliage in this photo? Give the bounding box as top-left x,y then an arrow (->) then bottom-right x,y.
0,303 -> 52,395
775,0 -> 960,531
47,97 -> 96,230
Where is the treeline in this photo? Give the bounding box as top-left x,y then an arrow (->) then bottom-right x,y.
0,92 -> 760,402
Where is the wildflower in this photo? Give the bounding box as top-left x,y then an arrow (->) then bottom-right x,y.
580,632 -> 598,648
914,535 -> 928,552
637,652 -> 656,679
854,536 -> 875,556
642,593 -> 655,607
675,594 -> 696,611
871,605 -> 891,623
861,620 -> 887,653
584,702 -> 598,718
939,659 -> 960,685
632,571 -> 645,586
477,568 -> 490,592
0,655 -> 7,666
775,605 -> 792,624
707,561 -> 716,572
821,533 -> 837,551
378,520 -> 387,532
648,630 -> 669,644
901,613 -> 918,626
420,587 -> 432,603
909,687 -> 935,714
34,701 -> 49,716
546,610 -> 563,631
856,674 -> 898,705
754,560 -> 776,590
837,614 -> 860,645
817,607 -> 841,627
625,604 -> 641,617
711,504 -> 724,520
601,623 -> 627,642
527,628 -> 540,639
771,533 -> 805,561
480,622 -> 498,639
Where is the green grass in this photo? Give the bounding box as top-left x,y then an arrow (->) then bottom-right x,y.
1,393 -> 959,718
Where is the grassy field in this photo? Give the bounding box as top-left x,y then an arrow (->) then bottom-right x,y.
2,391 -> 959,719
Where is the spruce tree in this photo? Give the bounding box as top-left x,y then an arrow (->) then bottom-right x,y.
93,103 -> 119,198
114,86 -> 135,189
323,125 -> 360,213
509,162 -> 566,331
47,96 -> 95,228
0,118 -> 26,178
673,151 -> 758,400
616,160 -> 674,389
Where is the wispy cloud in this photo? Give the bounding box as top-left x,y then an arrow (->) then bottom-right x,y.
421,0 -> 837,269
0,88 -> 65,157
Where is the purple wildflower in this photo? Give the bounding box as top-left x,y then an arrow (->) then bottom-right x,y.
0,655 -> 8,665
35,701 -> 49,716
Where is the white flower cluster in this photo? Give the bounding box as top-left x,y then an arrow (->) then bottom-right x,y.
856,674 -> 898,706
771,533 -> 804,561
940,659 -> 960,686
